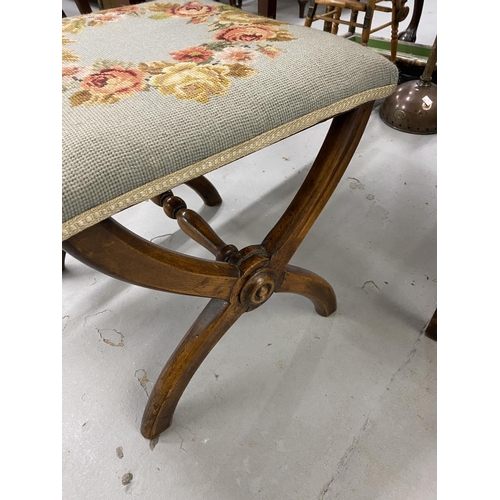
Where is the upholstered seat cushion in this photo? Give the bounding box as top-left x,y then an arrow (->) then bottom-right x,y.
62,0 -> 398,240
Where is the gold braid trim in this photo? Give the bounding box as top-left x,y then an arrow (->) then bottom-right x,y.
62,84 -> 395,241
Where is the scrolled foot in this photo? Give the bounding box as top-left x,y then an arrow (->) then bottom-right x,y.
398,28 -> 417,43
276,264 -> 337,317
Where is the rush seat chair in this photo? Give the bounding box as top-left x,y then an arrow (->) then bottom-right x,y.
62,0 -> 398,440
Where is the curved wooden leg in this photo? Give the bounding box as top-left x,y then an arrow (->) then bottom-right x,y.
262,102 -> 374,272
63,218 -> 239,300
398,0 -> 424,43
185,176 -> 222,207
298,0 -> 308,18
276,264 -> 337,317
141,298 -> 245,439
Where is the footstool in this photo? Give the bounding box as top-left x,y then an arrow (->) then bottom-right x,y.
62,0 -> 398,439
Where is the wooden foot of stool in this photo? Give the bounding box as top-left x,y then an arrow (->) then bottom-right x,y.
62,1 -> 398,439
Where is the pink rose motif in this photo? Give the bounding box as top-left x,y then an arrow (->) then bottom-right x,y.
170,1 -> 217,18
170,46 -> 214,63
215,25 -> 276,43
81,66 -> 146,97
215,47 -> 258,65
88,12 -> 123,24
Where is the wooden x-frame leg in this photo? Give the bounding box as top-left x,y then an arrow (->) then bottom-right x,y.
63,101 -> 374,439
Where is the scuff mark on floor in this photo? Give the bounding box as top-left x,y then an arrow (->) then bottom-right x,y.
175,430 -> 187,453
178,425 -> 195,437
318,333 -> 424,499
94,309 -> 112,317
116,446 -> 124,459
319,415 -> 372,500
367,203 -> 389,221
348,177 -> 365,190
276,360 -> 287,370
385,333 -> 422,390
134,369 -> 150,397
121,472 -> 133,485
362,280 -> 380,292
83,309 -> 113,328
98,328 -> 124,347
62,315 -> 70,332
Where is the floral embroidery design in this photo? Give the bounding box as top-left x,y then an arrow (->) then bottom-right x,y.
62,1 -> 295,105
147,1 -> 219,23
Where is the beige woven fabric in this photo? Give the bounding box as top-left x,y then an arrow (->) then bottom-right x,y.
62,0 -> 398,240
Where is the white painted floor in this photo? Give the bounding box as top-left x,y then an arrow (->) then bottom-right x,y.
62,1 -> 437,498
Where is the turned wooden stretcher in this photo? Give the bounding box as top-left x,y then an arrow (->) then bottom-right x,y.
62,0 -> 398,439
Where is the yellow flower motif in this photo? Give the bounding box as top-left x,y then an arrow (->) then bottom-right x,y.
62,18 -> 87,35
151,63 -> 231,103
138,61 -> 176,74
225,63 -> 257,78
63,47 -> 80,62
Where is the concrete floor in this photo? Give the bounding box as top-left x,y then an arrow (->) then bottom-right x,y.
62,1 -> 437,498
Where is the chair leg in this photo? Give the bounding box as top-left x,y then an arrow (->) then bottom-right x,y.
261,102 -> 374,272
390,0 -> 399,62
425,309 -> 437,341
348,9 -> 359,35
330,6 -> 342,35
304,0 -> 318,28
361,0 -> 377,46
390,1 -> 409,62
63,101 -> 375,439
141,298 -> 246,438
74,0 -> 92,15
298,0 -> 308,18
399,0 -> 421,42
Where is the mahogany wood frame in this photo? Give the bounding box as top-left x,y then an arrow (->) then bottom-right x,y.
63,101 -> 374,439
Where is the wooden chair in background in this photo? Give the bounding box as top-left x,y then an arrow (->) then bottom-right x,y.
304,0 -> 409,62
